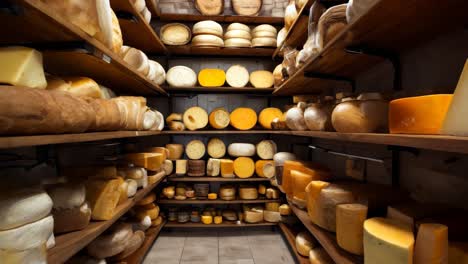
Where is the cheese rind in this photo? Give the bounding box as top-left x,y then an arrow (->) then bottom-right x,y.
0,215 -> 53,251
209,107 -> 230,129
228,143 -> 256,157
259,108 -> 283,129
86,179 -> 122,220
0,47 -> 47,89
166,144 -> 184,160
207,138 -> 226,158
198,69 -> 226,87
186,139 -> 206,159
336,203 -> 368,255
443,59 -> 468,136
0,246 -> 47,264
207,158 -> 221,176
230,108 -> 258,130
167,66 -> 197,87
414,223 -> 448,264
233,157 -> 255,178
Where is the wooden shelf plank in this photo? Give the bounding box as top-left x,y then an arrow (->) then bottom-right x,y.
273,0 -> 468,95
159,13 -> 283,24
120,221 -> 166,264
167,46 -> 275,57
164,222 -> 277,228
164,86 -> 274,94
158,199 -> 280,205
278,223 -> 310,264
47,173 -> 166,264
163,130 -> 280,135
110,0 -> 167,53
167,176 -> 271,182
289,203 -> 362,264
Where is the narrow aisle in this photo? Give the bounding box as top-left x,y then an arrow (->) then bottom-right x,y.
143,227 -> 295,264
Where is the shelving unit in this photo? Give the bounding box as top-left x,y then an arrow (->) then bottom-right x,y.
159,199 -> 281,205
159,13 -> 283,24
120,221 -> 166,264
278,223 -> 310,264
167,176 -> 271,182
165,222 -> 276,228
289,202 -> 362,264
167,46 -> 275,57
47,173 -> 166,264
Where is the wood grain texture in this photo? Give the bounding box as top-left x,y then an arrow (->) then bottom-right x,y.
47,173 -> 166,264
164,222 -> 277,228
168,46 -> 275,57
119,222 -> 166,264
167,176 -> 271,182
158,198 -> 281,204
278,223 -> 310,264
289,202 -> 363,264
159,13 -> 283,24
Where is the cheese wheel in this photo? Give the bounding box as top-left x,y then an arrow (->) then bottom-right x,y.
166,113 -> 183,123
259,108 -> 283,129
192,20 -> 223,37
186,139 -> 206,159
160,23 -> 191,46
192,34 -> 224,47
227,23 -> 250,33
252,31 -> 277,38
256,140 -> 277,159
198,68 -> 226,87
230,108 -> 257,130
122,47 -> 149,75
136,193 -> 156,206
309,248 -> 333,264
244,209 -> 263,223
252,37 -> 277,47
144,147 -> 169,160
296,232 -> 316,256
0,215 -> 53,250
414,223 -> 448,264
225,65 -> 249,88
187,160 -> 206,176
249,71 -> 274,88
207,158 -> 221,176
0,188 -> 52,231
148,60 -> 166,85
201,215 -> 213,224
208,193 -> 218,200
87,223 -> 133,259
112,230 -> 145,260
214,215 -> 223,224
220,159 -> 235,178
220,185 -> 236,200
135,206 -> 159,220
336,203 -> 368,255
279,204 -> 291,215
277,27 -> 287,47
166,66 -> 197,87
258,184 -> 267,195
286,103 -> 308,131
233,157 -> 255,178
207,138 -> 226,158
209,107 -> 230,129
255,160 -> 275,178
265,202 -> 280,212
125,153 -> 164,171
166,144 -> 184,160
224,38 -> 252,48
239,185 -> 258,199
225,30 -> 252,40
183,106 -> 208,131
126,179 -> 138,197
263,210 -> 281,223
228,143 -> 256,157
253,25 -> 277,34
162,160 -> 174,175
176,160 -> 188,175
0,246 -> 47,264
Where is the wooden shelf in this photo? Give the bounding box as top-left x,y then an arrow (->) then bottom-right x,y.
273,0 -> 468,95
0,0 -> 166,95
120,221 -> 166,264
158,198 -> 280,205
47,173 -> 166,264
164,222 -> 277,228
164,86 -> 274,94
163,130 -> 280,135
289,203 -> 362,264
278,223 -> 310,264
167,46 -> 275,57
110,0 -> 167,53
167,176 -> 271,182
159,13 -> 283,24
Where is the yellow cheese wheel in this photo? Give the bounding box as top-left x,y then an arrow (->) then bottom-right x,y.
234,157 -> 255,178
230,108 -> 257,130
166,144 -> 184,160
265,202 -> 280,212
135,206 -> 160,220
183,106 -> 209,131
152,216 -> 163,226
249,70 -> 274,88
255,160 -> 275,178
214,216 -> 223,224
291,170 -> 315,201
209,108 -> 230,129
220,159 -> 235,178
259,108 -> 283,129
201,215 -> 213,224
305,181 -> 330,224
198,69 -> 226,87
208,193 -> 218,200
136,193 -> 157,205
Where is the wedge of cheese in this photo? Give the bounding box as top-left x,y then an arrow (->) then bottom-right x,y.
186,139 -> 206,159
249,70 -> 274,88
305,181 -> 330,227
207,158 -> 221,176
414,223 -> 448,264
220,159 -> 235,178
183,106 -> 209,131
207,138 -> 226,158
234,157 -> 255,178
209,107 -> 230,129
283,160 -> 331,198
0,46 -> 47,89
255,160 -> 275,178
336,203 -> 368,255
259,108 -> 283,129
230,108 -> 257,130
124,153 -> 164,171
198,69 -> 226,87
86,179 -> 122,220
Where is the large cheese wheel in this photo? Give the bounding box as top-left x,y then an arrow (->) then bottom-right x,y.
256,140 -> 277,159
192,20 -> 223,37
192,35 -> 224,47
183,106 -> 208,131
239,185 -> 258,199
0,215 -> 53,251
249,71 -> 274,88
166,66 -> 197,87
336,203 -> 368,255
414,223 -> 448,264
263,210 -> 281,223
209,107 -> 230,129
198,69 -> 226,87
48,183 -> 85,210
252,37 -> 277,47
296,232 -> 316,257
224,38 -> 252,48
244,210 -> 263,223
253,24 -> 277,34
0,246 -> 47,264
233,157 -> 255,178
160,23 -> 191,45
226,65 -> 249,88
228,143 -> 256,157
255,160 -> 275,178
166,144 -> 184,160
186,139 -> 206,159
87,223 -> 133,259
230,108 -> 257,130
225,30 -> 252,40
259,108 -> 283,129
227,23 -> 251,32
207,138 -> 226,158
0,188 -> 52,231
112,230 -> 145,260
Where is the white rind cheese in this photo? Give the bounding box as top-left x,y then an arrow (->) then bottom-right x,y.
228,143 -> 256,157
226,65 -> 250,88
192,35 -> 224,47
0,245 -> 47,264
0,215 -> 53,251
166,66 -> 197,87
224,38 -> 252,48
48,183 -> 86,210
192,20 -> 223,37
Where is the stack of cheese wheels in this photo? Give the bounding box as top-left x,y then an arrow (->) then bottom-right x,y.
132,0 -> 151,24
224,23 -> 252,48
251,25 -> 278,47
192,20 -> 224,47
229,143 -> 255,178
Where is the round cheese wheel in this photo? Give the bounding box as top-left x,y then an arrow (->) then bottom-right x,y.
296,232 -> 316,257
149,60 -> 166,85
122,47 -> 150,76
112,230 -> 145,260
226,65 -> 249,88
250,70 -> 274,88
87,223 -> 133,259
224,30 -> 252,40
264,210 -> 281,223
256,140 -> 277,159
192,20 -> 223,37
259,107 -> 283,129
136,193 -> 156,206
228,143 -> 256,157
230,108 -> 257,130
160,23 -> 191,45
277,27 -> 287,47
244,209 -> 263,223
183,106 -> 208,130
48,183 -> 85,210
126,179 -> 138,197
252,30 -> 277,38
252,37 -> 277,47
233,157 -> 255,178
207,138 -> 226,158
0,215 -> 53,251
191,34 -> 224,47
253,24 -> 277,34
255,160 -> 275,178
166,144 -> 184,159
227,23 -> 251,33
209,107 -> 230,129
224,38 -> 252,48
0,188 -> 52,231
239,186 -> 258,199
186,139 -> 206,159
219,185 -> 236,200
166,66 -> 197,87
198,68 -> 226,87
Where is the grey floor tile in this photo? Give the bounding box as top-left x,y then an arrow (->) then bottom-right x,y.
250,245 -> 295,264
219,244 -> 252,259
153,235 -> 186,249
219,258 -> 255,264
181,246 -> 219,263
184,236 -> 218,248
143,247 -> 183,264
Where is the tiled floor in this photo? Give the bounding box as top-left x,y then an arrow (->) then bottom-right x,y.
143,227 -> 296,264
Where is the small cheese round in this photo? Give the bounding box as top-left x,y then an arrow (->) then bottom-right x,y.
263,210 -> 281,223
192,34 -> 224,47
256,140 -> 277,159
208,193 -> 218,200
228,143 -> 256,157
193,20 -> 223,37
201,215 -> 213,224
227,23 -> 251,33
239,185 -> 258,199
252,24 -> 277,34
259,108 -> 283,129
183,106 -> 208,131
252,37 -> 277,47
224,38 -> 252,48
166,66 -> 197,87
250,70 -> 274,88
226,65 -> 250,88
225,30 -> 252,40
279,204 -> 292,215
252,30 -> 277,38
233,157 -> 255,178
186,139 -> 206,160
160,23 -> 191,45
207,138 -> 226,158
209,107 -> 230,129
230,108 -> 258,130
296,232 -> 316,257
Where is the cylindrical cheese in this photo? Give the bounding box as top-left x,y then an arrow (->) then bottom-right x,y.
220,159 -> 235,178
228,143 -> 256,157
192,34 -> 224,47
183,106 -> 208,131
186,139 -> 206,160
251,37 -> 277,47
160,23 -> 191,45
252,31 -> 277,38
208,193 -> 218,200
279,204 -> 291,215
263,210 -> 281,223
239,185 -> 258,200
233,157 -> 255,178
259,108 -> 283,129
295,232 -> 316,257
167,66 -> 197,87
176,160 -> 188,176
209,108 -> 230,129
249,71 -> 274,88
219,185 -> 236,200
244,209 -> 263,223
256,140 -> 277,159
224,38 -> 251,47
230,108 -> 257,130
166,144 -> 184,160
187,160 -> 206,176
226,65 -> 250,88
207,137 -> 226,158
198,69 -> 226,87
192,20 -> 223,37
224,30 -> 252,40
336,203 -> 368,255
0,215 -> 53,251
227,23 -> 251,33
255,160 -> 275,178
207,158 -> 221,176
252,24 -> 277,34
201,215 -> 213,224
214,215 -> 223,224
